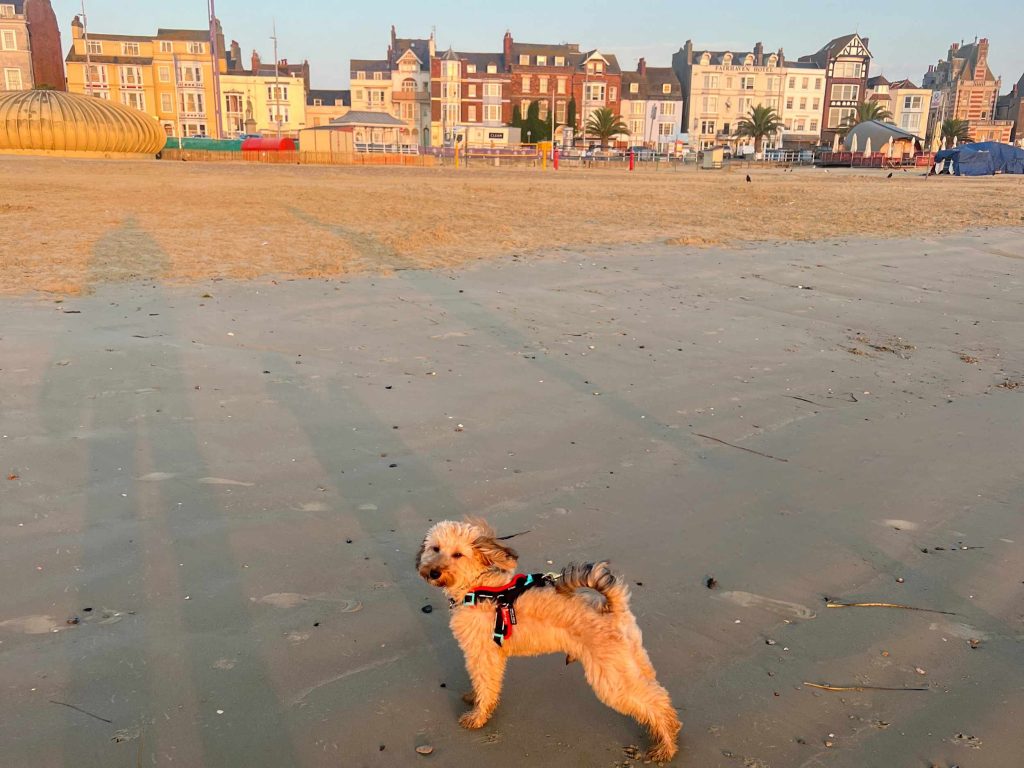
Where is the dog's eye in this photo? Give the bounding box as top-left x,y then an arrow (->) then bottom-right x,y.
432,546 -> 440,553
452,552 -> 463,559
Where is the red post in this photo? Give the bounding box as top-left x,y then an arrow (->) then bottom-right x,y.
629,150 -> 635,171
553,145 -> 559,170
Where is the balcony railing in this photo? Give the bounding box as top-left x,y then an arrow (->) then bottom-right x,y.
177,79 -> 204,89
393,90 -> 429,102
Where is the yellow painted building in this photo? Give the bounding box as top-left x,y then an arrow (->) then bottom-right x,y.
65,16 -> 224,138
220,71 -> 306,137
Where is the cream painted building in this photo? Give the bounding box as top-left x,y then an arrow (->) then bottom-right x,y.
866,76 -> 932,141
220,70 -> 306,136
388,33 -> 432,146
780,62 -> 825,147
306,88 -> 349,127
349,58 -> 391,114
65,17 -> 223,138
673,41 -> 785,151
1,2 -> 32,91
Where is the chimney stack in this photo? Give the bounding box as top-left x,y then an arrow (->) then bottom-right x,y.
754,41 -> 764,66
503,30 -> 513,65
429,30 -> 435,58
251,50 -> 261,73
638,57 -> 646,74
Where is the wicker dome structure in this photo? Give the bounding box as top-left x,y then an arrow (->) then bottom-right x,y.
0,89 -> 165,157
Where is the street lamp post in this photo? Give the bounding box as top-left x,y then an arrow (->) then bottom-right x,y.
80,0 -> 92,96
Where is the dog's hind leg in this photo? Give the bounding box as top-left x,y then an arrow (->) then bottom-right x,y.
459,649 -> 506,729
580,652 -> 680,762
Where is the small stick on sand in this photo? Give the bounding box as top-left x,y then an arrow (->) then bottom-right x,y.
693,433 -> 789,463
804,682 -> 929,693
49,699 -> 113,723
826,601 -> 956,616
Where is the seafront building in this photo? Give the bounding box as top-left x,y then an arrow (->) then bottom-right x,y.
923,38 -> 1013,143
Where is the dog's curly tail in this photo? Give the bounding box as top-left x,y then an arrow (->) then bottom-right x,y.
555,561 -> 630,613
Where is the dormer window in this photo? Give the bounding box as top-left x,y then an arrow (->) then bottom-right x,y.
700,53 -> 711,65
487,64 -> 497,74
723,53 -> 733,65
662,83 -> 671,94
159,41 -> 173,53
743,54 -> 754,65
554,56 -> 565,66
373,71 -> 383,80
630,82 -> 639,94
467,64 -> 476,73
537,55 -> 547,66
122,42 -> 140,56
519,54 -> 529,65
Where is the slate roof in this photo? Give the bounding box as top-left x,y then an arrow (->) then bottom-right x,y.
622,67 -> 682,100
391,38 -> 430,71
307,89 -> 350,107
799,33 -> 871,67
350,59 -> 389,76
330,110 -> 406,127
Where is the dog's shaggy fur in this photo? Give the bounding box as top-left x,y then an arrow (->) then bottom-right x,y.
416,518 -> 681,762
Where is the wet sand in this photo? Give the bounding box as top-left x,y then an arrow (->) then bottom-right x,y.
1,227 -> 1023,767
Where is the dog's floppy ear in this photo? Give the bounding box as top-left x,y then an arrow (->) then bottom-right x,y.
414,537 -> 427,569
473,533 -> 518,570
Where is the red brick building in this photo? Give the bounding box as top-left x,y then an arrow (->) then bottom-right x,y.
799,33 -> 872,147
24,0 -> 63,89
923,39 -> 1013,144
502,32 -> 621,144
430,47 -> 512,145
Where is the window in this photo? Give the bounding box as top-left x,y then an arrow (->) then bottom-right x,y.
631,101 -> 645,115
557,77 -> 566,94
159,41 -> 173,53
662,83 -> 671,94
700,119 -> 716,134
225,93 -> 242,113
537,56 -> 547,66
802,77 -> 809,89
520,99 -> 529,114
555,100 -> 566,123
187,41 -> 205,55
827,106 -> 856,128
661,102 -> 676,116
630,118 -> 643,134
267,85 -> 289,101
519,54 -> 529,65
484,82 -> 500,97
442,61 -> 458,78
587,60 -> 604,74
484,104 -> 501,122
158,65 -> 170,82
554,56 -> 565,67
120,91 -> 145,111
799,97 -> 807,110
608,86 -> 616,101
740,76 -> 755,90
766,77 -> 776,91
122,42 -> 140,56
0,29 -> 16,51
786,97 -> 793,110
701,95 -> 717,112
86,39 -> 102,55
629,82 -> 639,94
0,4 -> 13,17
788,76 -> 796,88
467,105 -> 477,122
160,92 -> 172,113
659,122 -> 674,136
833,61 -> 863,79
3,67 -> 23,90
900,112 -> 922,131
181,122 -> 207,137
487,64 -> 497,74
810,119 -> 818,131
178,64 -> 202,84
367,89 -> 385,106
356,70 -> 366,80
467,84 -> 477,97
119,66 -> 142,86
441,82 -> 458,99
815,78 -> 822,89
766,97 -> 779,110
402,78 -> 416,92
443,103 -> 457,125
903,95 -> 923,110
702,74 -> 719,89
539,76 -> 548,93
86,64 -> 107,84
373,71 -> 383,80
179,92 -> 205,114
585,83 -> 605,102
795,118 -> 805,131
354,89 -> 364,101
812,98 -> 820,110
539,100 -> 549,120
522,76 -> 531,93
831,84 -> 859,101
737,97 -> 752,114
401,102 -> 415,119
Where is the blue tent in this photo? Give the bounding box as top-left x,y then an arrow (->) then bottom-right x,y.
934,141 -> 1024,176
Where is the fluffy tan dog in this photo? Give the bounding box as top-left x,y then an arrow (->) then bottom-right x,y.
416,518 -> 680,762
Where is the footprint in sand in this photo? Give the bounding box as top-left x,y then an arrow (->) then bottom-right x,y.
254,593 -> 363,613
0,615 -> 62,634
718,591 -> 817,620
198,477 -> 254,487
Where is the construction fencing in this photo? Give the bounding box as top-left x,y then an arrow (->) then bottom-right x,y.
159,149 -> 438,167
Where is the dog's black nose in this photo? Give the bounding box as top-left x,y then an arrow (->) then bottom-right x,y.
429,569 -> 441,580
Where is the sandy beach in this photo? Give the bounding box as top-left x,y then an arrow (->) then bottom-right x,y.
1,159 -> 1023,767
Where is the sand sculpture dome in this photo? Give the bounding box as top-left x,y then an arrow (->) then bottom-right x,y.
0,89 -> 165,157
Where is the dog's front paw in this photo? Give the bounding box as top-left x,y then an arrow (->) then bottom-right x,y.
459,710 -> 488,729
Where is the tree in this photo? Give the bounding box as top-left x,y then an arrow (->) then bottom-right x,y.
940,118 -> 971,145
566,97 -> 577,137
511,105 -> 523,131
522,100 -> 550,143
839,101 -> 893,134
733,104 -> 783,154
585,107 -> 629,147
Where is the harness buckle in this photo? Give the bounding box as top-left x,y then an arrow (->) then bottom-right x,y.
463,593 -> 477,606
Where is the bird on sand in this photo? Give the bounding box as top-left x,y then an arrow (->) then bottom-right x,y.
887,172 -> 893,178
745,174 -> 752,183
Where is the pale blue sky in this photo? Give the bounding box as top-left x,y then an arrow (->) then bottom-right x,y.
55,0 -> 1024,90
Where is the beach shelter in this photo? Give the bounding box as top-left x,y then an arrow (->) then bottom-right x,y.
844,121 -> 919,156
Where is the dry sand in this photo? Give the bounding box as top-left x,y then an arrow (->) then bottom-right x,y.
1,155 -> 1023,296
1,215 -> 1023,766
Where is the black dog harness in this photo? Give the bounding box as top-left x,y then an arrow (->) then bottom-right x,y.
450,573 -> 556,646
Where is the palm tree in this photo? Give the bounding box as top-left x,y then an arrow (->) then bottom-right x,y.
839,101 -> 894,135
733,104 -> 783,155
585,107 -> 629,148
940,118 -> 971,145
